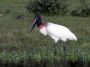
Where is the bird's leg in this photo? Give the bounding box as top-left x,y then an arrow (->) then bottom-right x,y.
60,41 -> 66,58
61,41 -> 68,67
53,42 -> 57,58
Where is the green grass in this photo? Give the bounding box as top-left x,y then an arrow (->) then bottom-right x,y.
0,0 -> 90,63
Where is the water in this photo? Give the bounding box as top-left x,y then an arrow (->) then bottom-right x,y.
0,60 -> 90,67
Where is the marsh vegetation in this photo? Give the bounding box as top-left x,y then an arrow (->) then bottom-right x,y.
0,0 -> 90,67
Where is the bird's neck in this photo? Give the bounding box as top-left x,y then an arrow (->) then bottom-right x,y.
38,23 -> 46,29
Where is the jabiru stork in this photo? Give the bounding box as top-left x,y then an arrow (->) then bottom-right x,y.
29,14 -> 77,43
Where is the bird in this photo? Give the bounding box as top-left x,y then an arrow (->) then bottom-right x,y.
29,14 -> 77,43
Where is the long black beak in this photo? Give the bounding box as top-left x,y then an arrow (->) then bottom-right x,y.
29,17 -> 37,32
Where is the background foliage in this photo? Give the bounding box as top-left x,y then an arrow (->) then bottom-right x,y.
26,0 -> 68,15
26,0 -> 90,16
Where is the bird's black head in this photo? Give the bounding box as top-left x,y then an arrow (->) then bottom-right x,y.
29,14 -> 42,32
34,14 -> 42,27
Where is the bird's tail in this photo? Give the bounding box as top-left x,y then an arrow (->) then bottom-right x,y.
68,32 -> 77,41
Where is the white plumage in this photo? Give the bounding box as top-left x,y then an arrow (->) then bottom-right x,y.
39,22 -> 77,43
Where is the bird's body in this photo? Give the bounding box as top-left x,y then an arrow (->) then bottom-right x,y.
30,14 -> 77,43
39,22 -> 77,43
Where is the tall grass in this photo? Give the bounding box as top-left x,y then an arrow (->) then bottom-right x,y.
0,0 -> 90,63
0,14 -> 90,63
